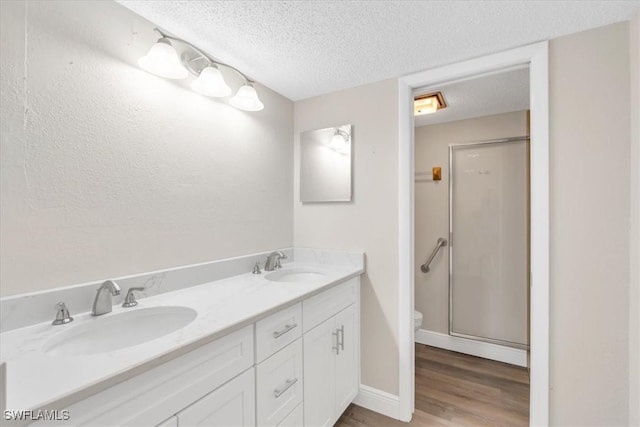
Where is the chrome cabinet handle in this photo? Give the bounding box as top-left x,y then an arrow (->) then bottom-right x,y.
338,325 -> 345,351
273,323 -> 297,339
274,378 -> 298,398
332,330 -> 340,355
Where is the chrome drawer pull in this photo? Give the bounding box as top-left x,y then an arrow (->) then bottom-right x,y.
274,378 -> 298,398
338,325 -> 345,351
273,323 -> 297,339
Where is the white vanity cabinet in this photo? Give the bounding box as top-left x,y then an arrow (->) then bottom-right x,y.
303,279 -> 360,427
30,275 -> 360,427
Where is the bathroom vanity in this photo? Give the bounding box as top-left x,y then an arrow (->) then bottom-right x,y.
0,249 -> 364,427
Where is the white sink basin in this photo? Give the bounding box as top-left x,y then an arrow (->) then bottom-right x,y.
43,306 -> 197,356
265,268 -> 327,283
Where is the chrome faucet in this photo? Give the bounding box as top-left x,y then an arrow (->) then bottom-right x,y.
264,251 -> 287,272
91,280 -> 121,316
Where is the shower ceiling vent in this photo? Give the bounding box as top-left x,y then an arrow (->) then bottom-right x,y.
414,92 -> 447,116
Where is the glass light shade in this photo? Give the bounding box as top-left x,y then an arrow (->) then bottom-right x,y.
138,39 -> 188,79
229,84 -> 264,111
414,96 -> 439,115
191,66 -> 232,97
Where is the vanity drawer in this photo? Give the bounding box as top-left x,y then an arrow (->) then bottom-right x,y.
48,325 -> 254,427
303,278 -> 357,332
256,338 -> 303,427
256,303 -> 302,362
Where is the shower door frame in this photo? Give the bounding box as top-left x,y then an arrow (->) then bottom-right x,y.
448,137 -> 531,350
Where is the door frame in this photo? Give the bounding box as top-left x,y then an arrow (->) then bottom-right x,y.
397,42 -> 549,425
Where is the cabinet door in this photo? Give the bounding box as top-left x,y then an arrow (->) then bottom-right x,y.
303,317 -> 336,427
277,403 -> 303,427
334,304 -> 359,416
177,368 -> 255,427
155,416 -> 178,427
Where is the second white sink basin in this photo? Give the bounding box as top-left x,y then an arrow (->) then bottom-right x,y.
43,306 -> 197,357
265,268 -> 327,283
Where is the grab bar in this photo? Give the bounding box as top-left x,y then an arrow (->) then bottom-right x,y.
420,238 -> 447,273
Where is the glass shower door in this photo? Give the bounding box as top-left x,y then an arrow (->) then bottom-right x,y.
449,139 -> 529,348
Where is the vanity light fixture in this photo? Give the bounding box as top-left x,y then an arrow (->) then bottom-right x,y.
191,65 -> 232,97
139,28 -> 264,111
138,38 -> 188,79
414,92 -> 446,116
229,83 -> 264,111
329,128 -> 351,154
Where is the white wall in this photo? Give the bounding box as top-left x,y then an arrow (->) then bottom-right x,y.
294,80 -> 400,395
629,10 -> 640,427
549,22 -> 631,425
294,24 -> 635,413
414,111 -> 528,336
0,0 -> 294,297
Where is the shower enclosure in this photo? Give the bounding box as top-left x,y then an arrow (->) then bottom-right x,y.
449,137 -> 529,349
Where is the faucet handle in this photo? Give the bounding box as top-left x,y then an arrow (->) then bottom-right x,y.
122,287 -> 145,308
252,261 -> 262,274
52,302 -> 73,325
276,252 -> 287,269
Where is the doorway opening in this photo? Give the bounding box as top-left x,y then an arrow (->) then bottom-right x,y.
397,42 -> 549,425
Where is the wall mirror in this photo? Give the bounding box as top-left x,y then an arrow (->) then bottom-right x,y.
300,124 -> 353,202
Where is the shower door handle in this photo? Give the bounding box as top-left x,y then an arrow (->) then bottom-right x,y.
420,238 -> 447,273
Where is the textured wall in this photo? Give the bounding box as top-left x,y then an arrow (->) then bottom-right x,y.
549,22 -> 630,425
0,1 -> 294,297
294,80 -> 400,395
414,111 -> 528,337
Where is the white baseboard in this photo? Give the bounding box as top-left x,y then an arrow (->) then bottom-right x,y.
353,384 -> 400,420
415,329 -> 528,367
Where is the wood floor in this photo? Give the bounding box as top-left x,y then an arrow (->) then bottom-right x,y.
335,344 -> 529,426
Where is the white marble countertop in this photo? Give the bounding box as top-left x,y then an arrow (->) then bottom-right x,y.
0,260 -> 364,412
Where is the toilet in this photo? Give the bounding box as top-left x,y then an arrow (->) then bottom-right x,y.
414,310 -> 423,332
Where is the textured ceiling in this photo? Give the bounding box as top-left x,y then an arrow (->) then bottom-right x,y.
415,67 -> 530,127
117,1 -> 639,101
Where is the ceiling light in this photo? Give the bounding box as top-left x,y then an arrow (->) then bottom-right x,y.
138,38 -> 188,79
191,65 -> 232,97
139,28 -> 265,111
329,128 -> 351,154
229,83 -> 264,111
414,92 -> 446,116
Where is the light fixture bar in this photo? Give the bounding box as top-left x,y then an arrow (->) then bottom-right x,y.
140,28 -> 264,111
152,28 -> 254,84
